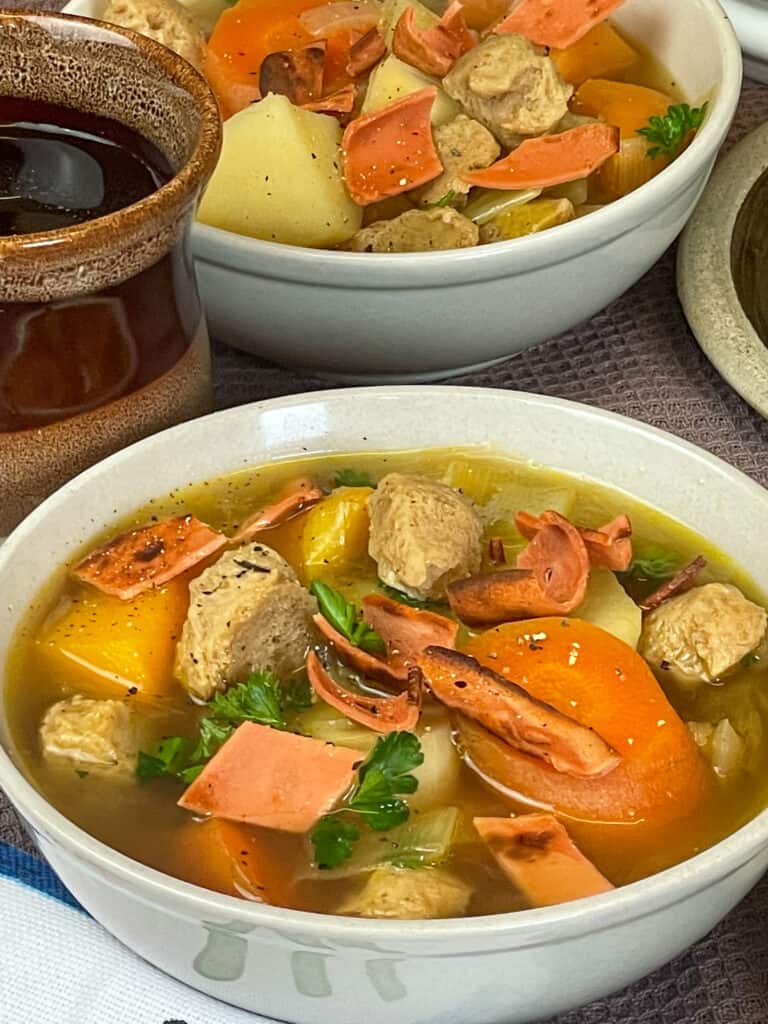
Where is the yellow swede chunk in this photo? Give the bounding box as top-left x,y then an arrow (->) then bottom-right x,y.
197,93 -> 362,247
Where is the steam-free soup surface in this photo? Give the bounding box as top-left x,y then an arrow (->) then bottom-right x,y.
7,450 -> 768,918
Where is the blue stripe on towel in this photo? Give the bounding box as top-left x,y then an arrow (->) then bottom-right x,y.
0,841 -> 84,911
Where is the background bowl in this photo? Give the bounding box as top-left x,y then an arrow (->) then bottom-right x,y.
1,387 -> 768,1024
190,0 -> 741,380
721,0 -> 768,83
677,122 -> 768,418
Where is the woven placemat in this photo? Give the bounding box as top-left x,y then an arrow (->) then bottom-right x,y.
2,2 -> 768,1015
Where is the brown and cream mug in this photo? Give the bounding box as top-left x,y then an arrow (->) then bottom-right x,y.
0,11 -> 221,535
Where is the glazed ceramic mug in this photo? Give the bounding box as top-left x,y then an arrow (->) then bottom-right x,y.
0,11 -> 221,535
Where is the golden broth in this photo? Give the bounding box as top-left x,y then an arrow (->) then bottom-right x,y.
6,449 -> 768,917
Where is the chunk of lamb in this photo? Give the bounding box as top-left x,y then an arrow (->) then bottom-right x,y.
344,207 -> 479,252
443,34 -> 572,148
175,542 -> 316,700
40,695 -> 136,774
640,582 -> 767,685
338,866 -> 472,918
414,115 -> 501,208
368,473 -> 483,600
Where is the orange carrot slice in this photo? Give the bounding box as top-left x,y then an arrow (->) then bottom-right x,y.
258,42 -> 326,105
464,123 -> 619,190
516,509 -> 632,572
346,26 -> 386,77
474,814 -> 614,906
178,722 -> 361,832
495,0 -> 627,50
313,612 -> 406,688
393,1 -> 475,78
307,651 -> 421,733
571,79 -> 671,140
234,479 -> 323,543
342,87 -> 443,205
459,619 -> 711,842
361,594 -> 458,675
175,818 -> 297,905
73,515 -> 226,601
419,646 -> 619,778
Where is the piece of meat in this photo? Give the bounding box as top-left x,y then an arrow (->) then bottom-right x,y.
419,646 -> 620,778
73,515 -> 226,601
337,866 -> 472,918
639,582 -> 767,685
175,542 -> 316,700
448,511 -> 590,625
313,612 -> 406,688
40,695 -> 136,774
474,814 -> 614,906
495,0 -> 627,50
413,114 -> 500,207
443,34 -> 572,148
306,652 -> 421,732
233,479 -> 323,543
516,509 -> 632,572
463,122 -> 620,189
392,1 -> 475,78
178,721 -> 361,832
259,44 -> 326,105
640,555 -> 706,612
362,593 -> 459,674
347,27 -> 387,77
344,206 -> 479,251
342,87 -> 443,205
303,84 -> 359,118
368,473 -> 483,600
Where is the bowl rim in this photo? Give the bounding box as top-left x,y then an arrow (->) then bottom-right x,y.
677,122 -> 768,420
191,0 -> 742,286
1,385 -> 768,950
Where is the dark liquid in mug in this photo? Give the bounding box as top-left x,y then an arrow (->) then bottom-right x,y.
0,98 -> 198,434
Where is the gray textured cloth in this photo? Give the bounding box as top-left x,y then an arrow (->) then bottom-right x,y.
2,3 -> 768,1014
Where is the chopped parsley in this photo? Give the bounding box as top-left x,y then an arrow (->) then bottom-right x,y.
638,103 -> 708,159
310,731 -> 424,869
333,468 -> 375,488
310,580 -> 385,655
136,671 -> 309,783
623,545 -> 682,581
377,580 -> 445,610
427,190 -> 457,208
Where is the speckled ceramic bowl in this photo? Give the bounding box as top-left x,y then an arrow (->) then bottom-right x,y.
677,122 -> 768,418
0,11 -> 221,535
1,387 -> 768,1024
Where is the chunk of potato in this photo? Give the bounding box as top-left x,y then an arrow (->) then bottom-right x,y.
574,568 -> 642,649
37,580 -> 189,701
380,0 -> 439,47
362,55 -> 460,126
197,93 -> 362,248
302,486 -> 374,579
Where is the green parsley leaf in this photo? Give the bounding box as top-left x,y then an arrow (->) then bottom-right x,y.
310,580 -> 386,655
334,468 -> 375,488
281,675 -> 314,711
624,545 -> 682,581
428,190 -> 457,208
75,769 -> 89,779
190,717 -> 234,762
310,732 -> 424,868
377,580 -> 445,610
310,816 -> 361,869
208,671 -> 286,730
637,102 -> 708,159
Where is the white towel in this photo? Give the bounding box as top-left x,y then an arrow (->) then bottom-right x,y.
0,842 -> 271,1024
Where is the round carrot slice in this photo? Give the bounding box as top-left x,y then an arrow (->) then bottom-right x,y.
460,618 -> 712,864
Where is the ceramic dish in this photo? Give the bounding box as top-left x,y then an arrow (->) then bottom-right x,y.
1,386 -> 768,1024
721,0 -> 768,83
677,122 -> 768,419
64,0 -> 742,381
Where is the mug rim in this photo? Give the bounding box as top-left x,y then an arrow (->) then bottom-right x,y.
0,9 -> 221,257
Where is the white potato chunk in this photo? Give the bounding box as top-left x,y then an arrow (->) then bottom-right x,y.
574,569 -> 642,649
40,695 -> 136,775
198,93 -> 362,248
362,55 -> 460,126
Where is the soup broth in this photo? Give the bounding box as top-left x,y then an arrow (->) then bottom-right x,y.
6,450 -> 768,919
